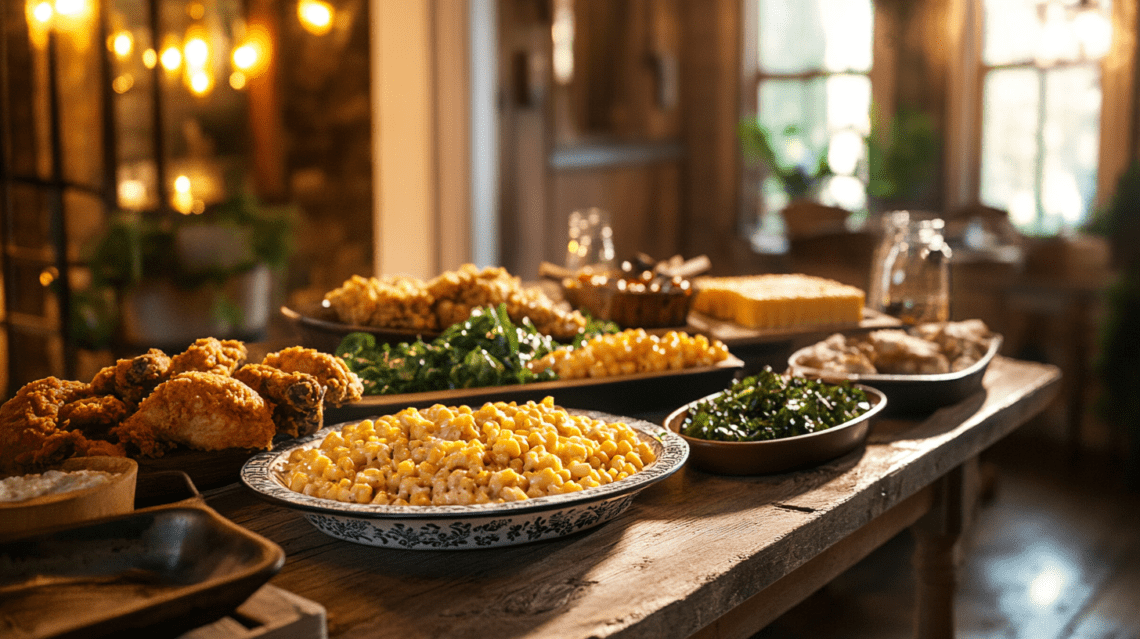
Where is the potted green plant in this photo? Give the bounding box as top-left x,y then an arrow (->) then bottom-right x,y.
1085,162 -> 1140,487
74,190 -> 295,350
865,105 -> 940,213
738,121 -> 832,202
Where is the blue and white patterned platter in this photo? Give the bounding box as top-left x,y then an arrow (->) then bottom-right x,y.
240,409 -> 688,550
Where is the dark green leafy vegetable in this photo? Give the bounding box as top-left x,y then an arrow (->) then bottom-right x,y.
680,367 -> 871,442
336,303 -> 615,395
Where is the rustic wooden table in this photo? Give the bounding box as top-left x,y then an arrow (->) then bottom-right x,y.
206,356 -> 1061,639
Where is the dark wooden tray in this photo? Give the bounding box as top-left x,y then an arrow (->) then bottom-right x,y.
0,502 -> 284,639
325,356 -> 745,422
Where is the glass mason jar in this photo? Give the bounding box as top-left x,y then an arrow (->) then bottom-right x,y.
566,207 -> 616,272
868,212 -> 952,324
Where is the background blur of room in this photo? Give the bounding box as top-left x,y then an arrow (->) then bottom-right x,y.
1,0 -> 1136,466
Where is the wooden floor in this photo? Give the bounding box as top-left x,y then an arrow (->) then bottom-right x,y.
753,414 -> 1140,639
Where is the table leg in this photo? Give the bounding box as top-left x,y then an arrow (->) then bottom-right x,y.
910,463 -> 969,639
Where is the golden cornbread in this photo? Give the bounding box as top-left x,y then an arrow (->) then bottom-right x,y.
281,397 -> 657,506
693,274 -> 864,329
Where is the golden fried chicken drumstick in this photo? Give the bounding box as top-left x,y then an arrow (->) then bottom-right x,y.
233,364 -> 326,437
169,337 -> 248,376
0,378 -> 124,475
112,371 -> 276,457
261,346 -> 363,407
90,348 -> 172,406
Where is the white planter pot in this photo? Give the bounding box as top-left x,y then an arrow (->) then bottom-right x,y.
120,264 -> 272,347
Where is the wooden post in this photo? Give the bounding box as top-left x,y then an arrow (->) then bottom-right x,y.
910,463 -> 968,639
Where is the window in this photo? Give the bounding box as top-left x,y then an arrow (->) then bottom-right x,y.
979,0 -> 1112,235
745,0 -> 875,252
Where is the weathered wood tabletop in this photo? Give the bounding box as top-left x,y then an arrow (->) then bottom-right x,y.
206,356 -> 1061,639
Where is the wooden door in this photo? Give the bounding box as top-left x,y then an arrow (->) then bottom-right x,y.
497,0 -> 686,279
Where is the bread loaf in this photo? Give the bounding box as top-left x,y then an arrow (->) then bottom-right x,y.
693,274 -> 864,329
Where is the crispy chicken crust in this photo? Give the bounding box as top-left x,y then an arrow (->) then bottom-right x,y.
261,346 -> 364,407
113,372 -> 276,457
58,395 -> 131,441
169,337 -> 248,376
1,337 -> 365,471
91,348 -> 172,406
233,364 -> 326,437
0,378 -> 96,475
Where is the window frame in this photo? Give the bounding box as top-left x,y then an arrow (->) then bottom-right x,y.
947,0 -> 1137,226
738,0 -> 895,243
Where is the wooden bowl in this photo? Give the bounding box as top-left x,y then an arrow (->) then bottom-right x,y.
561,277 -> 693,329
663,385 -> 886,475
0,456 -> 138,538
281,303 -> 438,354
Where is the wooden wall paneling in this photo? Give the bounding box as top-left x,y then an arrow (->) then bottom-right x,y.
550,161 -> 681,264
871,0 -> 956,213
943,0 -> 982,211
497,0 -> 552,279
247,0 -> 287,203
677,0 -> 750,275
1098,0 -> 1139,207
434,0 -> 473,271
560,0 -> 681,143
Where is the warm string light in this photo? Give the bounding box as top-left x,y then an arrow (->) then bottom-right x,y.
160,43 -> 182,71
26,0 -> 95,49
297,0 -> 334,36
171,175 -> 205,214
109,31 -> 133,58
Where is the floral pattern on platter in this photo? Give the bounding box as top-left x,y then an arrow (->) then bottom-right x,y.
241,409 -> 688,550
302,494 -> 636,549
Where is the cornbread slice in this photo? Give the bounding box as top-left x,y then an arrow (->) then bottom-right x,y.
693,274 -> 865,329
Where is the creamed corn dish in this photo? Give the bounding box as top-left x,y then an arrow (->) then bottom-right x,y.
281,397 -> 658,506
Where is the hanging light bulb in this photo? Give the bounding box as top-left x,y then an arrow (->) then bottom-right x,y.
109,30 -> 133,58
172,175 -> 194,214
184,36 -> 209,70
232,43 -> 258,71
160,45 -> 182,71
230,24 -> 272,78
26,1 -> 52,49
53,0 -> 86,17
31,1 -> 52,24
188,69 -> 213,96
297,0 -> 334,36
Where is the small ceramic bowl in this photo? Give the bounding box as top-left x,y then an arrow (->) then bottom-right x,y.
664,384 -> 887,475
0,456 -> 138,538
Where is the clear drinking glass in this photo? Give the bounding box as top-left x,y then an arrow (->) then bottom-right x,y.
868,211 -> 952,324
566,207 -> 616,272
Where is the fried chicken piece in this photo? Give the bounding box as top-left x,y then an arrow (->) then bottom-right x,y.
112,372 -> 276,457
58,395 -> 131,441
866,330 -> 950,375
798,333 -> 877,375
233,364 -> 326,437
168,337 -> 248,376
91,348 -> 172,406
0,378 -> 94,475
261,346 -> 364,407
